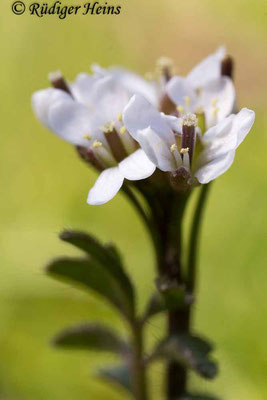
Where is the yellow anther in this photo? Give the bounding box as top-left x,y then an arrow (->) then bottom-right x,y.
82,134 -> 92,140
120,125 -> 127,134
212,98 -> 218,107
180,147 -> 189,155
170,144 -> 178,153
117,112 -> 122,122
212,106 -> 219,117
184,96 -> 191,107
92,140 -> 103,148
177,105 -> 185,115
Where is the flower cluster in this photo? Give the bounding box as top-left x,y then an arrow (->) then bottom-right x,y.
32,47 -> 255,205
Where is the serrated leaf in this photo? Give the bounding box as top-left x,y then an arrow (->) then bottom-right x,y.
98,364 -> 132,393
46,257 -> 134,319
60,231 -> 135,309
53,323 -> 130,355
143,288 -> 193,322
149,334 -> 218,380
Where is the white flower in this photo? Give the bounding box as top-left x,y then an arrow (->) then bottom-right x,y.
123,94 -> 255,185
90,63 -> 159,107
32,73 -> 156,205
165,47 -> 236,129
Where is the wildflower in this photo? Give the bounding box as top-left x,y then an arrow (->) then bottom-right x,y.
32,73 -> 155,205
165,47 -> 236,128
123,94 -> 255,187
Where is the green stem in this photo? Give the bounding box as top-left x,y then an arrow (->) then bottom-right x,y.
187,183 -> 212,293
131,322 -> 148,400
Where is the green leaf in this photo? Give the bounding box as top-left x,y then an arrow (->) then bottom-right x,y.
149,334 -> 218,380
143,288 -> 193,322
59,231 -> 135,310
97,364 -> 132,393
46,257 -> 134,319
53,323 -> 130,355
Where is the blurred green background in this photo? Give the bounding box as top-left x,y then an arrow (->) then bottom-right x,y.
0,0 -> 267,399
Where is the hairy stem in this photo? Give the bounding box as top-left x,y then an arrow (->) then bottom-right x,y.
132,323 -> 148,400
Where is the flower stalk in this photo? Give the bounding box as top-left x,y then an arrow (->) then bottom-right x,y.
131,322 -> 148,400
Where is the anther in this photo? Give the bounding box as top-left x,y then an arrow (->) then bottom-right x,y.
184,96 -> 191,107
212,107 -> 219,117
83,134 -> 92,140
212,98 -> 218,107
92,140 -> 103,148
48,71 -> 72,96
177,105 -> 185,115
180,147 -> 189,155
170,144 -> 178,153
117,112 -> 122,122
120,126 -> 127,134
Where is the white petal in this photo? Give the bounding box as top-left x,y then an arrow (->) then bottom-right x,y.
202,108 -> 255,159
71,73 -> 99,107
195,108 -> 255,182
200,77 -> 235,128
136,127 -> 177,171
109,67 -> 159,106
161,114 -> 183,134
48,98 -> 106,147
195,150 -> 235,183
87,167 -> 124,205
187,46 -> 226,89
234,108 -> 256,147
119,149 -> 156,180
32,88 -> 71,129
123,94 -> 175,146
92,76 -> 130,124
166,76 -> 197,111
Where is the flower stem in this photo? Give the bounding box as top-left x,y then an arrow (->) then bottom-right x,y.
187,183 -> 211,293
165,185 -> 211,399
131,323 -> 148,400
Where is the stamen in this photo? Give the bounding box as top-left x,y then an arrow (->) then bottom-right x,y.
120,125 -> 127,134
184,96 -> 191,107
170,144 -> 178,153
83,134 -> 92,140
212,106 -> 219,117
117,112 -> 122,122
182,113 -> 198,127
92,140 -> 103,148
212,98 -> 218,107
180,147 -> 189,155
177,105 -> 185,115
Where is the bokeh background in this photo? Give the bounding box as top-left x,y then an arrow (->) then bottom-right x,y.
1,0 -> 267,399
